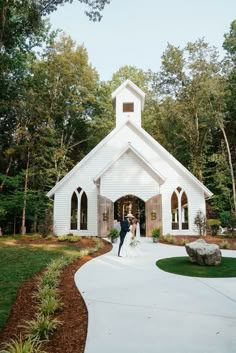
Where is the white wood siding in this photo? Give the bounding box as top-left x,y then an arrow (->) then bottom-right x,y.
52,122 -> 207,236
115,88 -> 142,127
100,150 -> 160,202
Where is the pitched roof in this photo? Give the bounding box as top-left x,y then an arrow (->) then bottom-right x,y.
93,143 -> 166,185
47,119 -> 213,198
111,79 -> 145,110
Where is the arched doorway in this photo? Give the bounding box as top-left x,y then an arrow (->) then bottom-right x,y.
114,195 -> 146,236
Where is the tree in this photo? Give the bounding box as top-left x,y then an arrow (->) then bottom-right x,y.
222,19 -> 236,215
194,210 -> 207,236
156,39 -> 224,180
0,0 -> 110,50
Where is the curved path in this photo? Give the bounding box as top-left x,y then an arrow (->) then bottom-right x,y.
75,239 -> 236,353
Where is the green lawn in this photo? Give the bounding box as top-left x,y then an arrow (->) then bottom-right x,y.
156,256 -> 236,278
0,238 -> 81,332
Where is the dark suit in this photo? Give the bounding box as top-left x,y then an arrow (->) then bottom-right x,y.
118,218 -> 130,256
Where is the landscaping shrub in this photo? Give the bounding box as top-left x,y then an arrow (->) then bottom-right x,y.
194,210 -> 207,236
107,228 -> 119,242
219,240 -> 230,249
179,238 -> 189,246
0,335 -> 45,353
151,228 -> 160,238
57,235 -> 81,243
37,296 -> 61,316
164,234 -> 177,244
207,219 -> 221,236
22,314 -> 61,340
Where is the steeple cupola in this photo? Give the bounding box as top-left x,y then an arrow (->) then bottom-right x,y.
111,79 -> 145,128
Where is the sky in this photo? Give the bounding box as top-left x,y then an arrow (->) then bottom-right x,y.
49,0 -> 236,81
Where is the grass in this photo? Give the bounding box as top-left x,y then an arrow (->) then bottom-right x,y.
156,256 -> 236,278
0,238 -> 82,332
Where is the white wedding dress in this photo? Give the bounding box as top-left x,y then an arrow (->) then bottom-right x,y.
120,224 -> 140,257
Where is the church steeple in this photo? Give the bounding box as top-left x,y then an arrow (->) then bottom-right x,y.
111,79 -> 145,128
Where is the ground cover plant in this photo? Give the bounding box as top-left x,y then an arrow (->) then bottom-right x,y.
159,235 -> 236,250
0,235 -> 89,332
156,256 -> 236,278
0,235 -> 109,353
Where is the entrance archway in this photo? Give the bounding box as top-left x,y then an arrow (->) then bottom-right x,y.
114,195 -> 146,236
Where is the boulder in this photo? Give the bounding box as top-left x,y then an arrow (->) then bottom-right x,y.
185,239 -> 221,266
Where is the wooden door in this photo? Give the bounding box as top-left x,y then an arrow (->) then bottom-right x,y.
145,194 -> 162,236
97,195 -> 114,237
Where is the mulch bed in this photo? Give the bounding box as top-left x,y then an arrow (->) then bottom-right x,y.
0,238 -> 112,353
160,235 -> 236,250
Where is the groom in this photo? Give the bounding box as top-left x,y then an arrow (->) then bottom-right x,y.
118,214 -> 132,257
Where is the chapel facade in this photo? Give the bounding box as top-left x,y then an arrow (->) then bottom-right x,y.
47,80 -> 212,236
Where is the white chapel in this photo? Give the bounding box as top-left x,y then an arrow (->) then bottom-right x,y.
47,79 -> 212,237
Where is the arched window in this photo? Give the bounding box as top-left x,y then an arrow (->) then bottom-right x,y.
70,187 -> 88,230
171,192 -> 179,230
80,192 -> 88,230
181,192 -> 189,229
71,192 -> 78,230
171,188 -> 189,230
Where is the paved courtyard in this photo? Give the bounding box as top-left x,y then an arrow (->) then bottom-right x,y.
75,239 -> 236,353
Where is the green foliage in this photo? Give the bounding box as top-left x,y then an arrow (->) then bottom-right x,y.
33,285 -> 60,303
151,228 -> 161,238
220,211 -> 231,227
57,236 -> 68,242
22,314 -> 61,340
0,244 -> 69,332
178,238 -> 190,246
207,219 -> 221,236
39,271 -> 60,289
93,237 -> 104,250
36,296 -> 61,316
108,228 -> 120,239
163,234 -> 177,244
67,236 -> 81,243
57,235 -> 81,242
219,211 -> 236,235
219,241 -> 230,249
0,235 -> 101,347
0,335 -> 46,353
194,210 -> 207,236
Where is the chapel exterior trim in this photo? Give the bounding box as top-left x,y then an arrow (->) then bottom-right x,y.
47,80 -> 212,237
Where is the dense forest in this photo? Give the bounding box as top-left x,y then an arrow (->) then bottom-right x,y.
0,1 -> 236,234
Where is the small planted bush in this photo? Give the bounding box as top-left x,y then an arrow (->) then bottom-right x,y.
165,234 -> 177,244
194,210 -> 207,236
0,335 -> 46,353
179,238 -> 189,246
33,285 -> 60,302
23,314 -> 61,340
37,296 -> 61,316
108,228 -> 119,243
151,228 -> 160,243
57,236 -> 68,242
57,235 -> 81,243
38,270 -> 60,289
67,235 -> 81,243
207,219 -> 221,236
219,240 -> 230,249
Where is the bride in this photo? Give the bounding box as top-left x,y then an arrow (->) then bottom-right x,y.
121,215 -> 140,257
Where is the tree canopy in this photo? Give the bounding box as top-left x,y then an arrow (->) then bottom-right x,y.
0,3 -> 236,233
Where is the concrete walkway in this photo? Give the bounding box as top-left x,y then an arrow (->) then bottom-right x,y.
74,239 -> 236,353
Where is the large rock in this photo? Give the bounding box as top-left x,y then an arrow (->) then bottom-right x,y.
185,239 -> 221,266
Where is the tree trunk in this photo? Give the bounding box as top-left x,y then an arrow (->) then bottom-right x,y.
0,156 -> 13,191
221,126 -> 236,215
32,213 -> 37,233
13,215 -> 16,236
0,0 -> 8,50
21,149 -> 30,235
